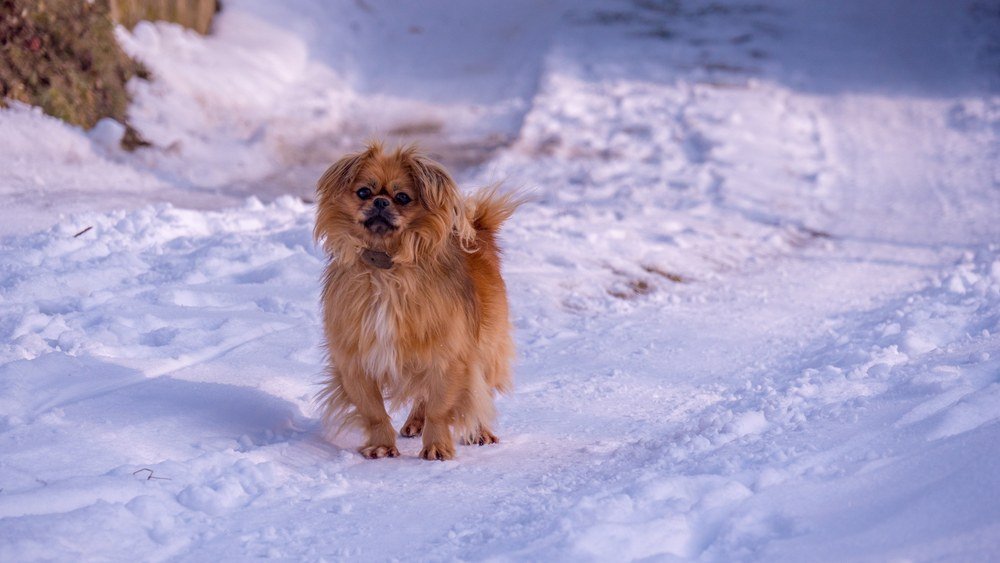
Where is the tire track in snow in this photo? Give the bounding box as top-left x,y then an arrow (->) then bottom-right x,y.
142,321 -> 298,379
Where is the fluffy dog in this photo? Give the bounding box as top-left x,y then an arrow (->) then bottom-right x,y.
314,142 -> 521,460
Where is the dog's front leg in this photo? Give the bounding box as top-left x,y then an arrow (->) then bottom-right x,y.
420,415 -> 455,461
419,371 -> 460,461
341,367 -> 398,459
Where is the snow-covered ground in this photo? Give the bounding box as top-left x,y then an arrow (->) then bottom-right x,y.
2,0 -> 999,560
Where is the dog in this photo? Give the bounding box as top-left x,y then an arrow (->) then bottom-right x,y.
313,142 -> 522,460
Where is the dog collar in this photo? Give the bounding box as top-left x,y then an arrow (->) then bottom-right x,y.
360,248 -> 393,270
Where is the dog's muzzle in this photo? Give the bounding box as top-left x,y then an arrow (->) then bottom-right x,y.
363,210 -> 396,235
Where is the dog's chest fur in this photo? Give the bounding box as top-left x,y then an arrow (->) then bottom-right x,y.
360,283 -> 401,382
325,259 -> 471,387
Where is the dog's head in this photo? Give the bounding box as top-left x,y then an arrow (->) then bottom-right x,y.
314,142 -> 474,265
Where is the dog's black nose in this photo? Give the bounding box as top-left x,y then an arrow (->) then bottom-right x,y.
373,197 -> 390,209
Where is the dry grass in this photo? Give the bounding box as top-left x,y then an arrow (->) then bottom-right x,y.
1,0 -> 217,149
0,0 -> 146,132
110,0 -> 217,35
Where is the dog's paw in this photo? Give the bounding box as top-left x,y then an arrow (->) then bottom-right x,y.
400,419 -> 423,438
471,428 -> 500,446
419,442 -> 455,461
359,444 -> 399,459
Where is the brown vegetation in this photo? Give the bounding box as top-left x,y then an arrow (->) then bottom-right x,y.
110,0 -> 217,36
0,0 -> 146,132
1,0 -> 215,148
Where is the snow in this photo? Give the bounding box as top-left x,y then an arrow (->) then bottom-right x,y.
1,0 -> 999,560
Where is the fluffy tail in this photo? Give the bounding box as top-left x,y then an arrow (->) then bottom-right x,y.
467,185 -> 531,234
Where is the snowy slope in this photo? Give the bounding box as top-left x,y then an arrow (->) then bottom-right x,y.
1,0 -> 999,561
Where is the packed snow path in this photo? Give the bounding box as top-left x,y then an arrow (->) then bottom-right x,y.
1,0 -> 999,560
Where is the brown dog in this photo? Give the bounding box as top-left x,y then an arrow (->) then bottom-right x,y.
314,142 -> 522,460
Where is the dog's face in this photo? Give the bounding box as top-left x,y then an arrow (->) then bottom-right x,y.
346,153 -> 421,244
314,143 -> 472,264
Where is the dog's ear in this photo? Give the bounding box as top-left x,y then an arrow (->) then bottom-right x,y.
404,150 -> 457,212
399,147 -> 476,254
317,143 -> 381,199
314,144 -> 381,248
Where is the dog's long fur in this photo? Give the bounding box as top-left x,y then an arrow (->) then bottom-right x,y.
314,142 -> 521,460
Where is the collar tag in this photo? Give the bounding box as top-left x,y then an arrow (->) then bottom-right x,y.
361,249 -> 393,270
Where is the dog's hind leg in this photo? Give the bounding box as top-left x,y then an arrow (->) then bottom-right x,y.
400,400 -> 425,437
463,425 -> 500,446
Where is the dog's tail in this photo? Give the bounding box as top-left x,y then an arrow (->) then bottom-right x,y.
467,185 -> 531,235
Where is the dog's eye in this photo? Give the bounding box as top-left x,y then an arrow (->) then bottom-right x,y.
356,187 -> 373,200
394,193 -> 412,205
